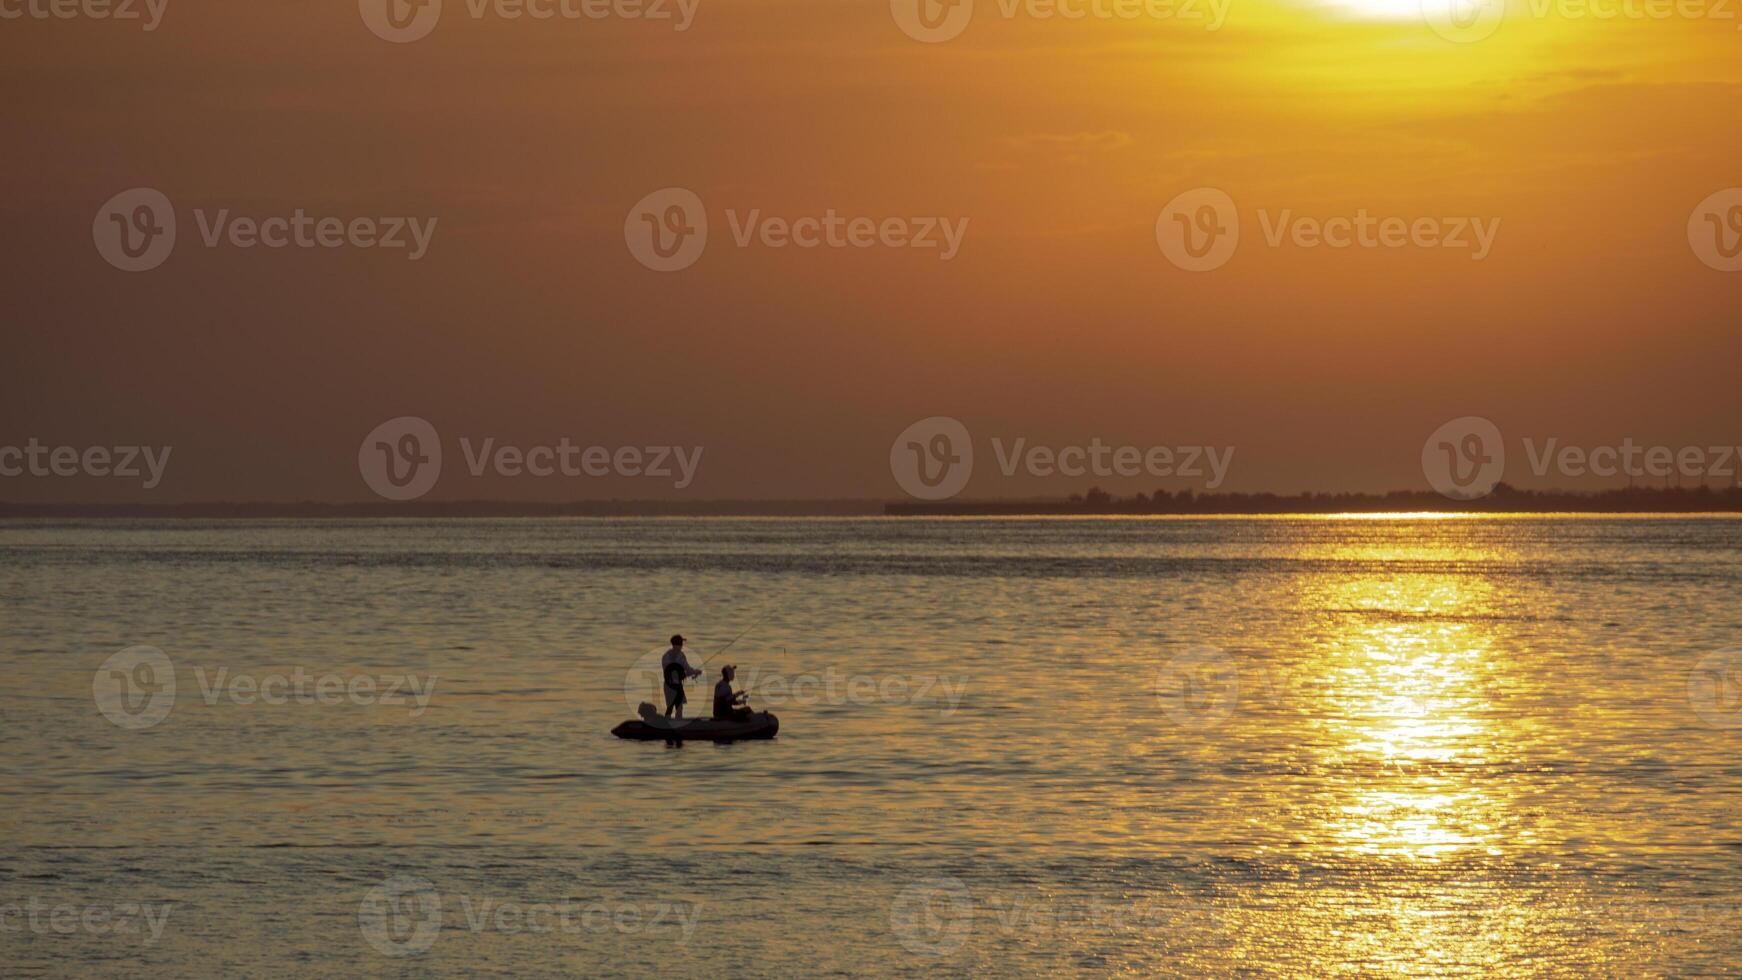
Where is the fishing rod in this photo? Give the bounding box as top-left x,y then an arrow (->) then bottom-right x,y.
697,605 -> 779,669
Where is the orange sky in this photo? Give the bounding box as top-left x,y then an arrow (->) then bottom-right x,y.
2,0 -> 1739,501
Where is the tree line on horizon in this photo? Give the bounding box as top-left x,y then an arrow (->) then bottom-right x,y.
4,483 -> 1741,518
886,483 -> 1742,516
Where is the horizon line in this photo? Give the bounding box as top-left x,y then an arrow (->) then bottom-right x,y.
4,484 -> 1740,518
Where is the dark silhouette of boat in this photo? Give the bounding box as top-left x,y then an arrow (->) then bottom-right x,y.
612,708 -> 780,743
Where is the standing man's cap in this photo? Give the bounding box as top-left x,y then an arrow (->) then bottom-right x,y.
671,634 -> 685,645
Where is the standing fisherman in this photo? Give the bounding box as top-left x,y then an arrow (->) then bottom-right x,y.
660,634 -> 702,719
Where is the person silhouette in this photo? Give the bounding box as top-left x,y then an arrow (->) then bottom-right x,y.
660,635 -> 701,719
713,665 -> 752,721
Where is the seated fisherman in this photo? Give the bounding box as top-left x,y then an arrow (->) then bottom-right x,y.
713,665 -> 752,721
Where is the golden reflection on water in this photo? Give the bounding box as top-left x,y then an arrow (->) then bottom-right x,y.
1314,574 -> 1501,861
1280,522 -> 1519,852
1270,528 -> 1565,974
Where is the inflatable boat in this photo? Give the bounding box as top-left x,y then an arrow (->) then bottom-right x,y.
612,711 -> 780,742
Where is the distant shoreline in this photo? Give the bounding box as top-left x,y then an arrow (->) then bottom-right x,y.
3,485 -> 1740,518
887,485 -> 1742,516
0,500 -> 885,519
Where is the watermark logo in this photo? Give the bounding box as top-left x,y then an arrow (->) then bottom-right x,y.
1154,645 -> 1238,728
358,876 -> 701,956
626,188 -> 969,271
93,188 -> 176,272
1156,187 -> 1238,272
192,666 -> 437,715
1422,416 -> 1505,500
0,898 -> 174,944
744,667 -> 967,715
93,645 -> 176,729
361,0 -> 696,41
95,647 -> 437,730
625,187 -> 708,272
1428,0 -> 1742,43
358,875 -> 443,956
890,416 -> 974,500
1424,419 -> 1742,498
2,0 -> 168,29
359,416 -> 443,501
1158,189 -> 1501,270
1689,650 -> 1742,728
1689,188 -> 1742,272
890,0 -> 973,41
1522,437 -> 1742,485
359,0 -> 441,41
891,417 -> 1235,500
891,0 -> 1227,41
359,417 -> 704,500
0,440 -> 172,489
95,189 -> 435,269
889,879 -> 1219,955
1422,0 -> 1504,42
889,877 -> 974,954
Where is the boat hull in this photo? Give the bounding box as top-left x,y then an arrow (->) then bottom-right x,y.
612,712 -> 780,742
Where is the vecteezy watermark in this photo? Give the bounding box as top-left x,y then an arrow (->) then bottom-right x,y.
357,875 -> 702,957
889,0 -> 1227,43
91,188 -> 175,272
1689,650 -> 1742,728
888,878 -> 974,954
93,645 -> 177,730
1689,188 -> 1742,272
888,877 -> 1219,956
1154,645 -> 1239,729
93,188 -> 436,272
0,898 -> 174,944
0,0 -> 167,29
890,416 -> 1234,501
1529,0 -> 1742,24
1519,438 -> 1742,485
1153,188 -> 1239,273
358,416 -> 703,501
1422,416 -> 1506,500
192,666 -> 437,716
93,646 -> 438,729
1420,0 -> 1505,42
1423,416 -> 1742,499
622,649 -> 968,716
1424,0 -> 1742,43
624,187 -> 968,272
359,0 -> 697,43
889,416 -> 974,500
741,667 -> 968,716
0,440 -> 171,489
1156,188 -> 1501,271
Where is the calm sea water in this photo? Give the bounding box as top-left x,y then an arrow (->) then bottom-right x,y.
4,516 -> 1742,976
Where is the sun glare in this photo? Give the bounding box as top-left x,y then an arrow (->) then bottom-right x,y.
1322,0 -> 1430,19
